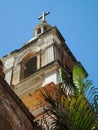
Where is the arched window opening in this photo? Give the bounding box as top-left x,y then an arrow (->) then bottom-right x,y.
20,54 -> 37,80
24,56 -> 37,78
37,28 -> 41,34
43,26 -> 47,32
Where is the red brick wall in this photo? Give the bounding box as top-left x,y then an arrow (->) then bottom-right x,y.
0,77 -> 35,130
21,82 -> 57,112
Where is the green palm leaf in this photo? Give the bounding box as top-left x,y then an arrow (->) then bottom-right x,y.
41,65 -> 98,130
73,64 -> 87,96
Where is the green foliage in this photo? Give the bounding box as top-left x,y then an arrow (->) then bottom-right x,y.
72,64 -> 87,96
61,94 -> 97,130
41,65 -> 98,130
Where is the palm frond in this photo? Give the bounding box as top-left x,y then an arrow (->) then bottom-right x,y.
73,64 -> 87,96
41,65 -> 98,130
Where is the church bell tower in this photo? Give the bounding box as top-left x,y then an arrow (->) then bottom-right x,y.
1,12 -> 86,126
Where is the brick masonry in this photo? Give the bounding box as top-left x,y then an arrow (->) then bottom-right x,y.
0,74 -> 35,130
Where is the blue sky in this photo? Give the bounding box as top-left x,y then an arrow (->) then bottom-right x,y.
0,1 -> 98,87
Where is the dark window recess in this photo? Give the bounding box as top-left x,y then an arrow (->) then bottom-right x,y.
37,28 -> 41,34
0,60 -> 3,66
21,56 -> 37,80
43,26 -> 47,32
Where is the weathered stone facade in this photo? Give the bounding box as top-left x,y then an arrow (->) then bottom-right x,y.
1,13 -> 87,129
2,27 -> 77,88
0,63 -> 37,130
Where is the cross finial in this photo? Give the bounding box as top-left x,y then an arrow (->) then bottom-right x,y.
38,11 -> 50,22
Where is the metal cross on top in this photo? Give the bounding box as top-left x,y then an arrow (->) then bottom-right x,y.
38,11 -> 50,22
